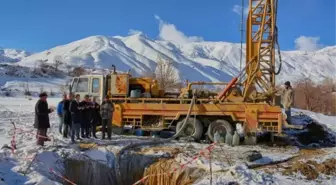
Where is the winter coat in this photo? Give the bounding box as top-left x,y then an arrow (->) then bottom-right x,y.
101,101 -> 114,119
282,87 -> 294,110
80,101 -> 91,126
57,100 -> 64,116
90,102 -> 101,124
70,100 -> 81,124
63,99 -> 72,125
34,99 -> 52,129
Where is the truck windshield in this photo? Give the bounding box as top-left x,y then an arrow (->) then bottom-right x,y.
75,77 -> 89,92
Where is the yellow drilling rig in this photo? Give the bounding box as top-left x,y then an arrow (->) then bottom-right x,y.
69,0 -> 298,144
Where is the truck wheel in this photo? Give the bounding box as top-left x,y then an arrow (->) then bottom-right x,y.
207,119 -> 233,142
176,117 -> 203,141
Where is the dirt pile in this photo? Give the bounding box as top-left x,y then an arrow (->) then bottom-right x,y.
296,121 -> 335,147
283,158 -> 336,180
316,158 -> 336,175
143,159 -> 205,185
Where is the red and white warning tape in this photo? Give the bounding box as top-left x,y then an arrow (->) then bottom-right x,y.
50,168 -> 77,185
8,122 -> 76,184
10,121 -> 17,154
10,126 -> 55,154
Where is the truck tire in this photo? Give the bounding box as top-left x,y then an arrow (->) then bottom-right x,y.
176,117 -> 203,141
207,119 -> 233,142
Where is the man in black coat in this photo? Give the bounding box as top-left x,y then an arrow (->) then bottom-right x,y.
62,93 -> 73,138
80,95 -> 91,138
69,94 -> 82,143
34,92 -> 54,146
90,97 -> 101,138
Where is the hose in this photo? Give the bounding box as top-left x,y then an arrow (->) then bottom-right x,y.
115,95 -> 197,185
274,0 -> 282,75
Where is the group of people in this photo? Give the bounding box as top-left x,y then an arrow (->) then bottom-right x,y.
34,92 -> 114,146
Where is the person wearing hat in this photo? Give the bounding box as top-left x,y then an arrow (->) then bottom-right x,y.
282,81 -> 294,124
34,92 -> 54,146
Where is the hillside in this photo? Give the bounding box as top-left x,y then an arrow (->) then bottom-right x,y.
0,48 -> 31,63
14,34 -> 335,84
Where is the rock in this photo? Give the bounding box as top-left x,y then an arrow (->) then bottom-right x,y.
242,150 -> 262,162
1,144 -> 11,150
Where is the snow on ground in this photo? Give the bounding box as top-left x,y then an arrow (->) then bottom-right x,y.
291,108 -> 336,133
0,97 -> 335,185
0,78 -> 66,94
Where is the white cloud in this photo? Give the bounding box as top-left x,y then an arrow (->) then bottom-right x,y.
232,5 -> 248,16
154,14 -> 203,45
128,29 -> 143,35
295,36 -> 323,51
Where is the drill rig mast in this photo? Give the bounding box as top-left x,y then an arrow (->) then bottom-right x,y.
243,0 -> 280,103
217,0 -> 281,105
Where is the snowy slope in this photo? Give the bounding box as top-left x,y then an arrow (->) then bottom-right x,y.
17,34 -> 336,84
0,48 -> 31,63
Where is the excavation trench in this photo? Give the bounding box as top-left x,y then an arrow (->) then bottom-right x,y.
62,149 -> 205,185
63,152 -> 164,185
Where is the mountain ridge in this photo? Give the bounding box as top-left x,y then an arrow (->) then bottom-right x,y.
1,34 -> 334,84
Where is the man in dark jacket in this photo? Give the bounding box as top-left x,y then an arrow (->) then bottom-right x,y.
100,95 -> 114,139
57,94 -> 66,135
34,92 -> 54,146
62,93 -> 73,138
69,94 -> 82,143
90,97 -> 100,138
80,95 -> 91,138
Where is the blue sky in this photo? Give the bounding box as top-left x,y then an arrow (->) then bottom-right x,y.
0,0 -> 334,52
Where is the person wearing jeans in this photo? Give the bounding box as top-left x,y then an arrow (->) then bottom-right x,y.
90,97 -> 100,138
281,81 -> 294,124
63,93 -> 73,138
80,95 -> 91,138
69,94 -> 82,143
100,95 -> 114,139
57,94 -> 66,135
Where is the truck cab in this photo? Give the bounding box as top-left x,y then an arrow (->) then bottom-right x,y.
70,75 -> 105,103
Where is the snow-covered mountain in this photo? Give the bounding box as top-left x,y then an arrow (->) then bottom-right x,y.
10,33 -> 336,84
0,48 -> 31,63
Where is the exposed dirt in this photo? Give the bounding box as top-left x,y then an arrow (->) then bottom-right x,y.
143,159 -> 205,185
283,161 -> 319,180
297,148 -> 326,159
282,158 -> 336,180
316,158 -> 336,175
296,121 -> 336,147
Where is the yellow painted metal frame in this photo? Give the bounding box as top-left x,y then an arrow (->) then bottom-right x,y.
111,98 -> 284,134
244,0 -> 276,103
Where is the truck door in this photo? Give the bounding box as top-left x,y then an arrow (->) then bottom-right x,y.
90,76 -> 104,104
71,77 -> 89,100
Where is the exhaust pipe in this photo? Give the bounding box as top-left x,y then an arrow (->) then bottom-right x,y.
111,65 -> 116,74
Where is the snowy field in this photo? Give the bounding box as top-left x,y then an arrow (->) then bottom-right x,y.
0,97 -> 335,185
